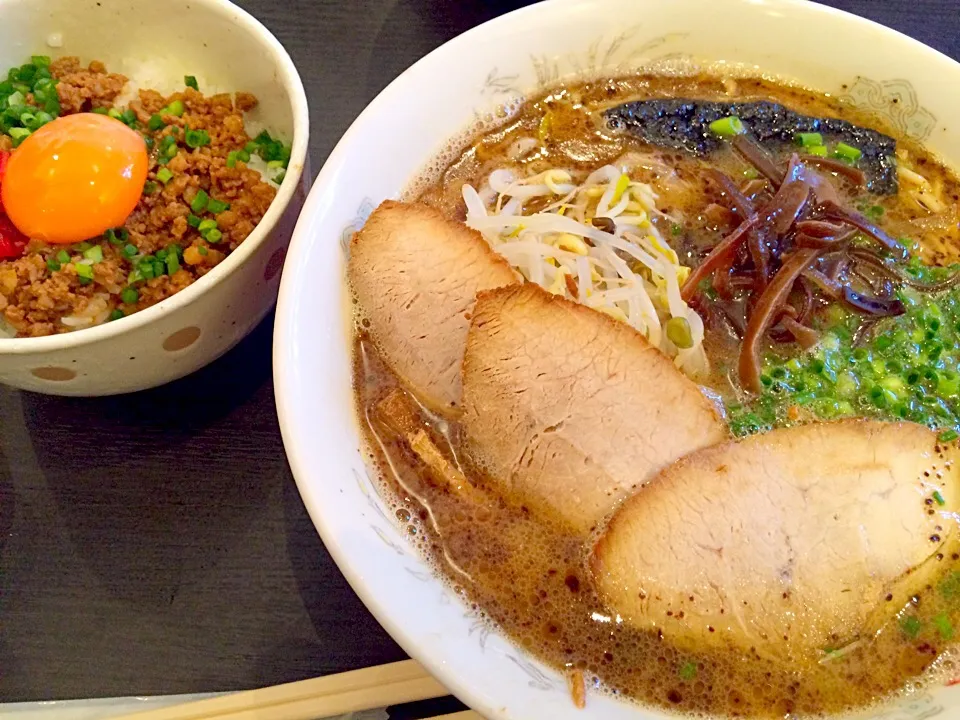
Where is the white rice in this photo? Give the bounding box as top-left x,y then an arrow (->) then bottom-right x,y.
112,60 -> 282,189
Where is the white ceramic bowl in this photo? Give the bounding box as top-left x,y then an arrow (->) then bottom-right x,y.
0,0 -> 308,395
275,0 -> 960,717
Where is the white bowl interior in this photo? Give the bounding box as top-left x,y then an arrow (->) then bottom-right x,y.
275,0 -> 960,718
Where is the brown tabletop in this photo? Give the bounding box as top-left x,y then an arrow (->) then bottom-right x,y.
2,0 -> 959,708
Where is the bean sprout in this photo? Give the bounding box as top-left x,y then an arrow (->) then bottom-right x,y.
463,164 -> 709,376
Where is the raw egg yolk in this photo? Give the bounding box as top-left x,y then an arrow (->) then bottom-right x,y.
1,113 -> 148,244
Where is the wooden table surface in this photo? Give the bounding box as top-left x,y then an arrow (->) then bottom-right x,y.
2,0 -> 959,707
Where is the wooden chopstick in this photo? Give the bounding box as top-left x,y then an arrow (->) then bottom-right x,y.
113,659 -> 455,720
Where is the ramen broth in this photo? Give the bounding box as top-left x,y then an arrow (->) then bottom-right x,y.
352,74 -> 960,717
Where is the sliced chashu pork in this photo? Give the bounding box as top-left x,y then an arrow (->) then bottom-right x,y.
461,284 -> 726,534
349,200 -> 518,413
592,420 -> 960,665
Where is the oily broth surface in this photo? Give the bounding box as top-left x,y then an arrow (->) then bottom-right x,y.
356,336 -> 960,717
353,74 -> 960,717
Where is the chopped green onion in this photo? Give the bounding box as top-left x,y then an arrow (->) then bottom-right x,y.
243,141 -> 258,154
191,189 -> 209,213
9,126 -> 30,145
187,214 -> 201,228
934,491 -> 946,506
206,197 -> 230,214
267,159 -> 284,169
184,128 -> 210,149
166,252 -> 180,275
272,168 -> 286,184
251,130 -> 291,165
28,111 -> 53,130
31,55 -> 51,67
120,108 -> 137,127
83,245 -> 103,263
148,114 -> 165,131
143,180 -> 158,194
123,243 -> 138,258
163,99 -> 185,117
795,132 -> 823,147
935,613 -> 955,640
204,228 -> 222,244
708,115 -> 746,137
197,218 -> 218,234
156,167 -> 174,184
833,142 -> 863,163
156,247 -> 169,261
226,150 -> 238,168
184,75 -> 199,91
56,249 -> 70,264
198,246 -> 208,256
18,111 -> 35,127
75,262 -> 94,280
107,107 -> 123,121
899,615 -> 922,638
938,429 -> 958,443
15,64 -> 36,83
120,286 -> 139,305
164,142 -> 178,159
237,149 -> 251,163
46,257 -> 61,272
139,257 -> 156,279
105,229 -> 121,245
4,105 -> 25,124
109,309 -> 125,321
941,571 -> 960,602
6,90 -> 23,107
806,145 -> 828,157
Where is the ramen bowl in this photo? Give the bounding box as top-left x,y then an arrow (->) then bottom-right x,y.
0,0 -> 308,396
274,0 -> 960,717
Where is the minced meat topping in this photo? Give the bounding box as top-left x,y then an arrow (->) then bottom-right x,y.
0,56 -> 291,337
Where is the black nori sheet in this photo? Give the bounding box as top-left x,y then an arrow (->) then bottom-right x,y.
604,99 -> 898,194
